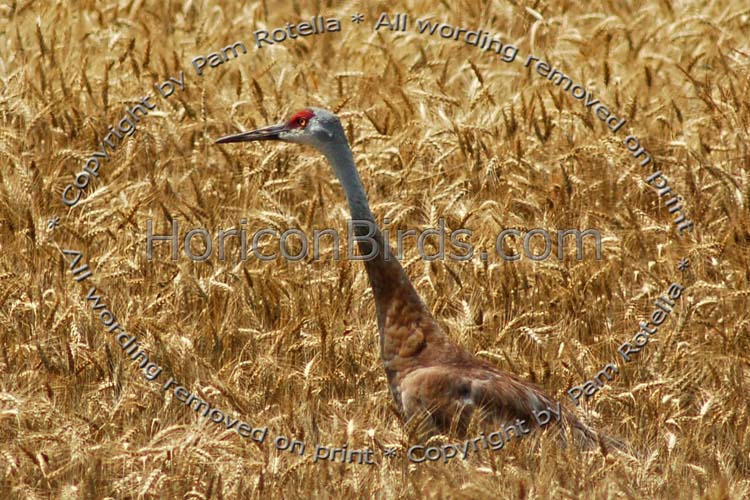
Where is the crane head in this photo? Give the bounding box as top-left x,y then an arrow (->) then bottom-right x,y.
215,107 -> 344,150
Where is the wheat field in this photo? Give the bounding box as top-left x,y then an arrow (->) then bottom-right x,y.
1,0 -> 749,498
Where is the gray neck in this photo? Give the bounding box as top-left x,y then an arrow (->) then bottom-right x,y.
319,136 -> 425,333
321,139 -> 374,223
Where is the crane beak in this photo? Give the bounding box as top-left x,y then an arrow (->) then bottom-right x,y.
215,123 -> 287,144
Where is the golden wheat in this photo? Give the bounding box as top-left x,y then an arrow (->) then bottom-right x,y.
1,0 -> 749,498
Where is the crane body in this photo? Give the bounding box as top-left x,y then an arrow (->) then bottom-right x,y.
216,107 -> 621,448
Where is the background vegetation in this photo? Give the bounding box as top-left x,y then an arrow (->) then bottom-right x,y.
1,0 -> 748,497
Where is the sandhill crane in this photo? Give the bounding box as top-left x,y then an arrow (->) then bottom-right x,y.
216,107 -> 620,450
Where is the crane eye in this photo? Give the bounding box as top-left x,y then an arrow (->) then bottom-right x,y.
297,117 -> 307,127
